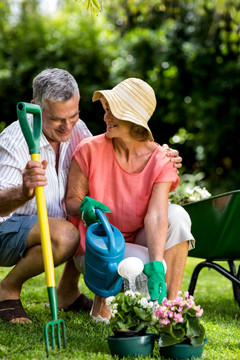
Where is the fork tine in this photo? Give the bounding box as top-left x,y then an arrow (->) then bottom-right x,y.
50,323 -> 56,350
44,324 -> 50,356
56,322 -> 62,349
44,320 -> 67,355
61,320 -> 67,348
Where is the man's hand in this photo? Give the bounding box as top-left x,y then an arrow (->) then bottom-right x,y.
22,160 -> 48,199
162,144 -> 182,172
143,261 -> 167,304
80,196 -> 111,226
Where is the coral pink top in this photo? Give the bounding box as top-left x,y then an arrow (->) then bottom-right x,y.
71,134 -> 179,255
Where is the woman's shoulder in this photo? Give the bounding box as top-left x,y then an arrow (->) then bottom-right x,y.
75,133 -> 106,149
149,144 -> 174,171
151,143 -> 168,159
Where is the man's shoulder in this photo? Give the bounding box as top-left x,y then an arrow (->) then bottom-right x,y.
72,119 -> 92,138
0,120 -> 26,151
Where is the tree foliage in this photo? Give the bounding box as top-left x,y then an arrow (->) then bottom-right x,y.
1,0 -> 240,193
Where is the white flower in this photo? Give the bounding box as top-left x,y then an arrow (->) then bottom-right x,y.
138,297 -> 148,308
110,308 -> 118,317
147,301 -> 154,309
125,290 -> 136,298
185,187 -> 194,195
106,296 -> 115,306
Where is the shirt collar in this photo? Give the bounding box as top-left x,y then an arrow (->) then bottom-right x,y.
40,132 -> 71,149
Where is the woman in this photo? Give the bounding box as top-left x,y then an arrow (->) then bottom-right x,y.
65,78 -> 194,321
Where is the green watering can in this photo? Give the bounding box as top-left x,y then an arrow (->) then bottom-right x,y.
16,102 -> 66,356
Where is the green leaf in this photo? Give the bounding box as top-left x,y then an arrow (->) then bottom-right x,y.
134,306 -> 149,320
158,333 -> 184,347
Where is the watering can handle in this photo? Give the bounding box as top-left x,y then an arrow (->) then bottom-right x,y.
95,209 -> 116,254
17,102 -> 42,154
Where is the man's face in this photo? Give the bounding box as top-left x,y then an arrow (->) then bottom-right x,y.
41,93 -> 79,148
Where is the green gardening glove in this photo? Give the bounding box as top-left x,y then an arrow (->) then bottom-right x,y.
143,261 -> 167,304
80,196 -> 111,226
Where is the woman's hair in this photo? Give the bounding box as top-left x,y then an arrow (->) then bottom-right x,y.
32,68 -> 80,109
129,123 -> 151,142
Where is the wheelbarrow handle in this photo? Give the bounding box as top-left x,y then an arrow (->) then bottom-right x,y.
17,102 -> 42,154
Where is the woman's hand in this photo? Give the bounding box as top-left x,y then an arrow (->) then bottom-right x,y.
143,261 -> 167,304
80,196 -> 111,226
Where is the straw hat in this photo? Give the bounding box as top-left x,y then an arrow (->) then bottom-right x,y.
92,78 -> 156,141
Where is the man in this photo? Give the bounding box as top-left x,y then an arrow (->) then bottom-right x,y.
0,68 -> 185,324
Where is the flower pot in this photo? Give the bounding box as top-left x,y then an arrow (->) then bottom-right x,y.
107,333 -> 155,358
159,338 -> 208,360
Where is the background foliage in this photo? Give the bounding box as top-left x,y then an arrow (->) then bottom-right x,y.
1,0 -> 240,193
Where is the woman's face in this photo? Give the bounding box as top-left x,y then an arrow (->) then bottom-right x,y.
100,97 -> 131,139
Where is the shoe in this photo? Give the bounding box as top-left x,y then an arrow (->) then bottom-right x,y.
45,293 -> 93,312
64,293 -> 93,312
90,295 -> 111,324
0,299 -> 31,324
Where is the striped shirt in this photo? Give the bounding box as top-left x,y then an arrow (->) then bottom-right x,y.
0,115 -> 92,222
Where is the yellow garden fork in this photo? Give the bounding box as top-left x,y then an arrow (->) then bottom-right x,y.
17,102 -> 67,356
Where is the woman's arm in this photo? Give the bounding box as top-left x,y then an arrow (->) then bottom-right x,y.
65,158 -> 89,218
144,182 -> 172,261
143,182 -> 172,302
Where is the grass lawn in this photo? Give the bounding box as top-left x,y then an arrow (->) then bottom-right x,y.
0,258 -> 239,359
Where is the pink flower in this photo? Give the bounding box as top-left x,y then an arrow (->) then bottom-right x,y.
155,306 -> 168,318
159,319 -> 170,325
168,311 -> 174,318
186,299 -> 195,308
196,308 -> 203,317
173,313 -> 184,323
162,298 -> 168,306
173,296 -> 183,306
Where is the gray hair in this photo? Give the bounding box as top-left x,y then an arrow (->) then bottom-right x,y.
32,68 -> 80,109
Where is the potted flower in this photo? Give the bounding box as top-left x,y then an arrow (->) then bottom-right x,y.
152,291 -> 207,359
106,291 -> 156,358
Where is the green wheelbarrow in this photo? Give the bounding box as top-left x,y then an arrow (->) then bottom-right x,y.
16,102 -> 67,356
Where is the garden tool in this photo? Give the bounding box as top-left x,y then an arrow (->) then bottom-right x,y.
16,102 -> 66,356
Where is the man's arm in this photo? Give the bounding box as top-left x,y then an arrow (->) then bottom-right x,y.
0,160 -> 48,216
